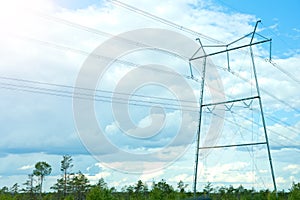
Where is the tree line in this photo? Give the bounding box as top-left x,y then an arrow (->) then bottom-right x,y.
0,155 -> 300,200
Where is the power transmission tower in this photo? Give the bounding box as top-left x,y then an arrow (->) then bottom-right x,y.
190,20 -> 277,198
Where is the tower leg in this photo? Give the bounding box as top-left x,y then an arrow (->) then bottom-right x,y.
193,57 -> 207,198
250,46 -> 277,193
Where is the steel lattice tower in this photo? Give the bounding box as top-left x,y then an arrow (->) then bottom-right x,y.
189,21 -> 277,198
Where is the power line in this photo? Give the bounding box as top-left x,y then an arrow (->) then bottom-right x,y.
32,12 -> 300,116
15,32 -> 300,119
252,108 -> 300,136
205,108 -> 300,150
260,22 -> 300,56
30,7 -> 300,94
0,85 -> 199,113
0,76 -> 197,104
206,4 -> 300,85
2,53 -> 299,136
265,58 -> 300,85
31,9 -> 190,61
1,78 -> 298,151
32,7 -> 272,64
225,105 -> 300,148
3,65 -> 299,137
106,0 -> 276,63
5,6 -> 300,146
202,91 -> 300,136
0,80 -> 200,113
31,2 -> 300,91
211,64 -> 300,133
216,65 -> 300,114
13,34 -> 194,80
106,0 -> 223,44
230,109 -> 300,147
4,74 -> 298,147
228,109 -> 268,189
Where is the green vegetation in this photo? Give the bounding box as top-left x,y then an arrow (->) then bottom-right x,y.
33,161 -> 52,196
0,155 -> 299,200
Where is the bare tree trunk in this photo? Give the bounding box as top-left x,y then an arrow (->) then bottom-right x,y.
40,175 -> 43,199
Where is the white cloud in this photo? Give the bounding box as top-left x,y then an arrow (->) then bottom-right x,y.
276,177 -> 286,184
18,165 -> 34,170
86,171 -> 111,183
139,169 -> 164,182
284,164 -> 300,175
0,0 -> 299,192
169,173 -> 193,183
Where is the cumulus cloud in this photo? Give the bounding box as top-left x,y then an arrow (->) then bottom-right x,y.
0,0 -> 299,192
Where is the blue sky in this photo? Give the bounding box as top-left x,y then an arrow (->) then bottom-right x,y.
0,0 -> 300,192
214,0 -> 300,57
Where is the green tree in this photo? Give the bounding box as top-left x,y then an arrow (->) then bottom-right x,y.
88,178 -> 116,199
177,180 -> 188,193
150,179 -> 174,200
87,186 -> 116,200
97,178 -> 108,190
0,186 -> 9,194
22,174 -> 38,199
0,193 -> 13,200
177,180 -> 188,199
9,183 -> 19,194
134,180 -> 148,199
70,171 -> 90,200
61,155 -> 73,197
51,177 -> 65,198
289,182 -> 300,200
122,185 -> 134,199
86,187 -> 102,200
203,182 -> 213,197
216,186 -> 227,199
135,180 -> 148,193
236,185 -> 245,200
33,161 -> 52,196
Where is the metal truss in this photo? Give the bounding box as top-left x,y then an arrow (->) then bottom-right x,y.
190,20 -> 277,197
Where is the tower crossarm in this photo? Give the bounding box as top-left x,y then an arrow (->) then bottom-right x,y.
202,96 -> 259,107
